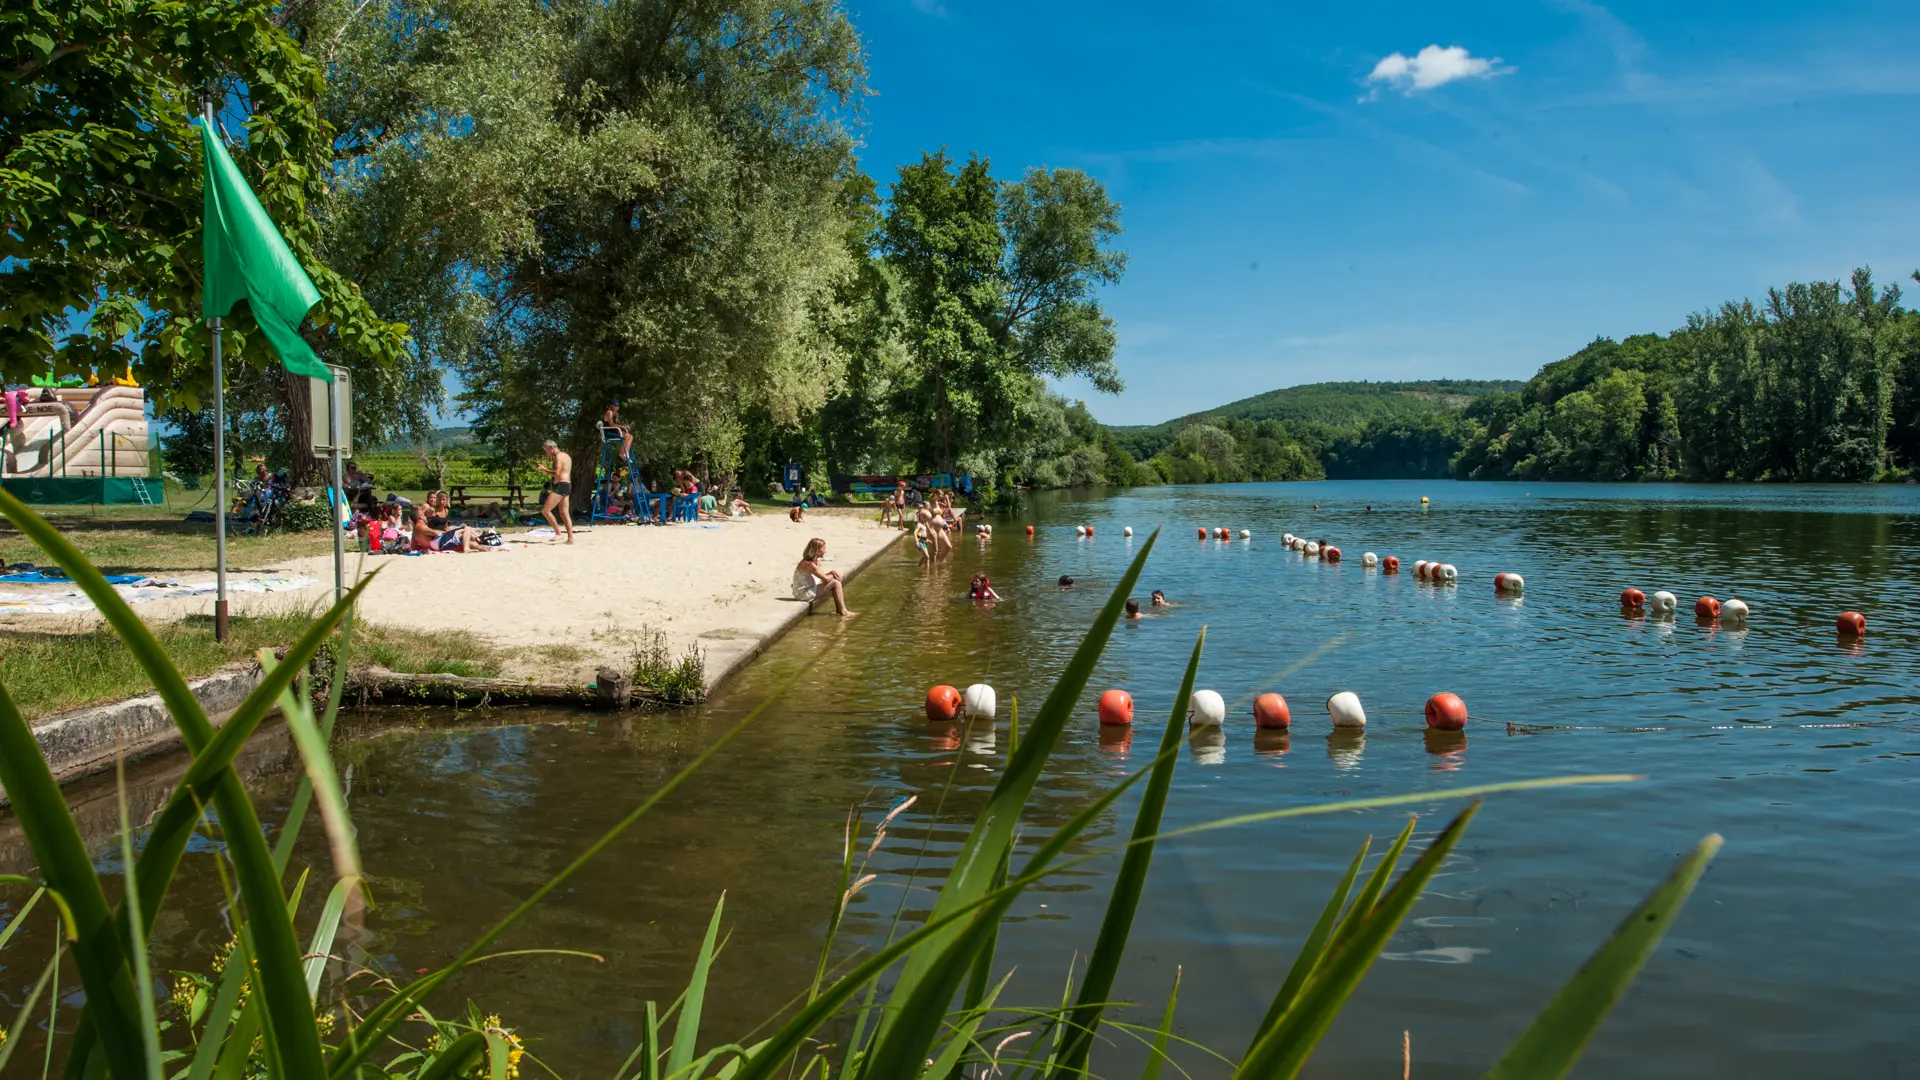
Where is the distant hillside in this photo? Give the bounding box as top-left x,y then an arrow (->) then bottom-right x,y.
1110,379 -> 1522,458
371,426 -> 481,452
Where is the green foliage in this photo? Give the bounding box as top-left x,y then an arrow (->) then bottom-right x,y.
631,629 -> 707,705
1454,267 -> 1920,482
0,0 -> 409,411
277,498 -> 336,532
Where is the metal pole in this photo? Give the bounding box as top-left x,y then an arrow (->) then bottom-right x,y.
328,378 -> 344,603
212,314 -> 229,642
204,99 -> 230,643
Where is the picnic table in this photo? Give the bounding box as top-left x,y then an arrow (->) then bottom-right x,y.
448,484 -> 524,513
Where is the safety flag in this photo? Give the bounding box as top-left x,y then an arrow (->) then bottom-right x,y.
200,124 -> 330,380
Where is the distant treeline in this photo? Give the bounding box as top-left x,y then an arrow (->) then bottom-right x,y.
1106,267 -> 1920,485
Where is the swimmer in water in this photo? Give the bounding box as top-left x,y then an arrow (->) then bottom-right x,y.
1057,575 -> 1075,588
1124,598 -> 1142,619
969,574 -> 1001,601
1150,590 -> 1174,607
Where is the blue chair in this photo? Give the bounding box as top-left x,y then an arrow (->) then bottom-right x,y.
672,494 -> 698,522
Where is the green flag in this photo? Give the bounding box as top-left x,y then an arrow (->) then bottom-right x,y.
201,124 -> 331,381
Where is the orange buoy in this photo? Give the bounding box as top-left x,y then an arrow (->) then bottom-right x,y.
1837,611 -> 1866,637
1252,693 -> 1291,729
1694,596 -> 1721,620
1097,688 -> 1135,726
1085,524 -> 1094,537
1323,546 -> 1341,562
1382,556 -> 1400,574
924,685 -> 963,723
1025,525 -> 1035,538
1620,588 -> 1647,611
1424,692 -> 1469,731
1198,527 -> 1208,539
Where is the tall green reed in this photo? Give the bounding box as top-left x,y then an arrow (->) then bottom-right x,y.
0,493 -> 1720,1079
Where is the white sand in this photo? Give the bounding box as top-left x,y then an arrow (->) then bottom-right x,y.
27,513 -> 903,689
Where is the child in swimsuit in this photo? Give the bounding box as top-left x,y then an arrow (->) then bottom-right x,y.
968,574 -> 1001,601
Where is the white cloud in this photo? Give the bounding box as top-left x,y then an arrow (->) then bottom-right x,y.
1363,45 -> 1510,98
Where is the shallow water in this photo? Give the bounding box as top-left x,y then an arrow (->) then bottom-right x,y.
6,480 -> 1920,1078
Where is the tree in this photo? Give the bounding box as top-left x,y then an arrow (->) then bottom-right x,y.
2,0 -> 408,479
878,153 -> 1127,476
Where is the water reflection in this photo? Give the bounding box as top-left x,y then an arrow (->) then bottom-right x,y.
1325,728 -> 1366,769
1097,725 -> 1134,755
1423,729 -> 1468,771
1252,729 -> 1291,760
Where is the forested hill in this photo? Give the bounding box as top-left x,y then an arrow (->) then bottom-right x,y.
1105,379 -> 1523,483
1110,380 -> 1520,451
1098,267 -> 1920,486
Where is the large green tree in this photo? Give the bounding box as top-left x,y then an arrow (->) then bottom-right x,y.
1,0 -> 407,439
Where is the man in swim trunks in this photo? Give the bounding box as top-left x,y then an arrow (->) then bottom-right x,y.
536,439 -> 574,544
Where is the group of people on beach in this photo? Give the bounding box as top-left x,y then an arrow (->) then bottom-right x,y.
362,489 -> 502,554
876,480 -> 967,564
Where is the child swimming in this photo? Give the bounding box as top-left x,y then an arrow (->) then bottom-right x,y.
1124,598 -> 1142,619
969,574 -> 1001,601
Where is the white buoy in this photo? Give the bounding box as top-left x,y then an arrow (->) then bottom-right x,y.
1439,563 -> 1458,583
1495,572 -> 1524,594
963,683 -> 997,721
1074,524 -> 1086,536
1240,529 -> 1251,540
1326,691 -> 1367,728
1413,560 -> 1430,579
1187,689 -> 1226,728
1123,526 -> 1133,537
1650,590 -> 1678,617
1304,542 -> 1320,557
1722,597 -> 1750,625
1283,532 -> 1295,545
1361,551 -> 1378,567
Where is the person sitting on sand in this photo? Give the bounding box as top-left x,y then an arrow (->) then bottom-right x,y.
426,489 -> 451,520
789,501 -> 806,523
1125,598 -> 1142,620
730,491 -> 754,517
697,490 -> 724,520
793,537 -> 855,616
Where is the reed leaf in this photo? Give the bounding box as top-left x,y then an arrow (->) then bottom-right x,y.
732,749 -> 1166,1080
1236,803 -> 1480,1079
1250,839 -> 1369,1045
879,530 -> 1160,1034
1327,816 -> 1416,955
115,758 -> 163,1080
0,679 -> 148,1080
1483,834 -> 1723,1080
262,651 -> 362,891
665,894 -> 726,1077
1139,966 -> 1181,1080
922,969 -> 1013,1079
1050,627 -> 1206,1079
416,1032 -> 488,1080
304,875 -> 360,1000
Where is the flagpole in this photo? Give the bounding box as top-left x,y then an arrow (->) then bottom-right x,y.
204,99 -> 230,643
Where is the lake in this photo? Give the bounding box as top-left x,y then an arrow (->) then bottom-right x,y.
7,480 -> 1919,1078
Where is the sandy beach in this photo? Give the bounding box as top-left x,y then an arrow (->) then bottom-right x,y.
9,512 -> 903,690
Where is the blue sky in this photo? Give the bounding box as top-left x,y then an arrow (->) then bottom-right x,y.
846,0 -> 1920,425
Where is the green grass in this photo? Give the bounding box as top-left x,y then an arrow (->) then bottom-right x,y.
0,612 -> 507,720
0,486 -> 336,573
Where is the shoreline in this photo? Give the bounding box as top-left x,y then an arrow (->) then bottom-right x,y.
8,512 -> 906,790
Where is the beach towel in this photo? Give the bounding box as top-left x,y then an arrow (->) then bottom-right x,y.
0,576 -> 317,616
0,571 -> 147,585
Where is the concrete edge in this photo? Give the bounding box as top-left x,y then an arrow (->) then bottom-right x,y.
2,665 -> 265,808
701,525 -> 907,695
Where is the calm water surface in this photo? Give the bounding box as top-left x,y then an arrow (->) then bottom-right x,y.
7,481 -> 1920,1078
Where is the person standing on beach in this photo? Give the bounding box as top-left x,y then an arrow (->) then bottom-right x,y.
536,439 -> 574,544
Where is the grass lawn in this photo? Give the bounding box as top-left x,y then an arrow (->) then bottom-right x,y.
0,486 -> 337,574
0,608 -> 512,721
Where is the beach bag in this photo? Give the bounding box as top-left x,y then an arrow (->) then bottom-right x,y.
477,529 -> 504,548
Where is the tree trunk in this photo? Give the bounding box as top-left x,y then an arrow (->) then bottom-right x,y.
282,369 -> 318,485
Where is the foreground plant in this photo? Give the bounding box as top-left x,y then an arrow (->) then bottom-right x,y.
0,489 -> 1719,1079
